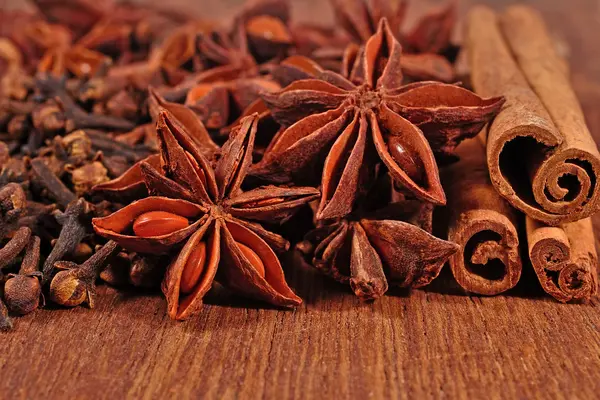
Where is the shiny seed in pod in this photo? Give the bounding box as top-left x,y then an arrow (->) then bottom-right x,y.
388,136 -> 424,183
180,242 -> 207,295
237,242 -> 265,278
133,211 -> 189,238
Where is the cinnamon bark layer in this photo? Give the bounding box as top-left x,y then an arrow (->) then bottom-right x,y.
466,5 -> 600,226
527,218 -> 598,302
444,135 -> 522,295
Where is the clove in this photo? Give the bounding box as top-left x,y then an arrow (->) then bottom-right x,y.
41,199 -> 91,284
35,77 -> 136,133
0,183 -> 27,237
4,235 -> 43,315
0,226 -> 31,271
49,240 -> 120,308
29,157 -> 77,209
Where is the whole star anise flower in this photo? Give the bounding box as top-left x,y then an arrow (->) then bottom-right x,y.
298,197 -> 458,300
92,111 -> 319,320
252,19 -> 504,221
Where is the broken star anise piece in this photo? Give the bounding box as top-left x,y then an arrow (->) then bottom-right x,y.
298,198 -> 458,300
93,111 -> 319,320
253,19 -> 504,221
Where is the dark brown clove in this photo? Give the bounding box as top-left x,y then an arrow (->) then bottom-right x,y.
41,199 -> 91,284
129,254 -> 166,288
35,77 -> 135,133
86,130 -> 153,163
29,157 -> 77,209
49,240 -> 120,308
0,183 -> 28,237
4,235 -> 43,315
0,226 -> 31,270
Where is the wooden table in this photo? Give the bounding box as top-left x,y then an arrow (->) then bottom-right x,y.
2,0 -> 600,398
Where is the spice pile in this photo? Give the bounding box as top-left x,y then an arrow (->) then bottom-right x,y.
0,0 -> 597,330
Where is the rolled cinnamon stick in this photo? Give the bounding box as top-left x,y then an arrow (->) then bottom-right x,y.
527,217 -> 598,302
444,135 -> 522,295
466,5 -> 600,226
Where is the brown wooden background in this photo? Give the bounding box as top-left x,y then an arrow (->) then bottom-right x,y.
2,0 -> 600,399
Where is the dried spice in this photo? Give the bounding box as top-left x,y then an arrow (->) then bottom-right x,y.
0,0 -> 597,330
4,235 -> 43,315
330,0 -> 456,53
100,252 -> 167,288
170,27 -> 279,139
467,6 -> 600,225
49,240 -> 120,308
253,19 -> 503,220
234,0 -> 292,63
298,181 -> 457,300
93,111 -> 318,320
320,0 -> 457,82
527,218 -> 598,302
444,135 -> 522,295
41,199 -> 92,284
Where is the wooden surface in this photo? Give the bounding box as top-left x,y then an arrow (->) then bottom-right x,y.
3,0 -> 600,399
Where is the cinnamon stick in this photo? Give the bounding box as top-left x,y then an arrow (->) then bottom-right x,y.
526,217 -> 598,302
444,134 -> 522,295
466,5 -> 600,226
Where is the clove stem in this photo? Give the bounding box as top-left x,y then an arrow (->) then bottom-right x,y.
41,199 -> 89,284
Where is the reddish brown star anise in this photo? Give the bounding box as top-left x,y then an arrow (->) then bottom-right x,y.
326,0 -> 457,81
233,0 -> 293,63
252,19 -> 504,221
92,112 -> 319,320
298,198 -> 458,300
92,89 -> 219,201
165,1 -> 293,134
331,0 -> 455,54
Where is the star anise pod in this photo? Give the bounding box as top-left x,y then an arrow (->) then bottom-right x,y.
324,0 -> 457,81
298,189 -> 457,300
252,19 -> 504,221
154,27 -> 269,132
164,1 -> 294,135
331,0 -> 456,54
180,27 -> 303,155
232,0 -> 293,63
92,111 -> 319,320
93,89 -> 219,200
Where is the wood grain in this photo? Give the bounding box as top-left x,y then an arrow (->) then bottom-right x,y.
2,1 -> 600,399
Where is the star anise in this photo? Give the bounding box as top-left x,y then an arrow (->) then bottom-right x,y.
233,0 -> 293,63
331,0 -> 456,54
298,178 -> 457,300
92,111 -> 319,320
252,19 -> 504,221
93,89 -> 219,200
323,0 -> 457,82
